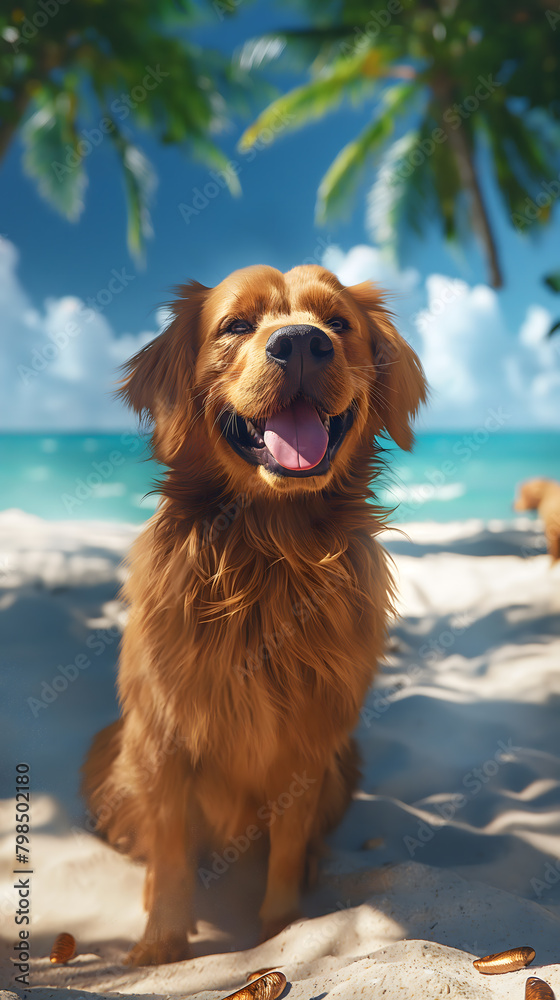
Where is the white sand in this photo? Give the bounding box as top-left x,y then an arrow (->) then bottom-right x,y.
1,510 -> 560,999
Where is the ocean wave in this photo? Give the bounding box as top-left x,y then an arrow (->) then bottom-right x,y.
386,482 -> 467,505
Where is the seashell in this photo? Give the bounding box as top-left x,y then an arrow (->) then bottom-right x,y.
49,932 -> 76,964
473,946 -> 535,975
247,969 -> 277,983
223,971 -> 287,1000
525,977 -> 556,1000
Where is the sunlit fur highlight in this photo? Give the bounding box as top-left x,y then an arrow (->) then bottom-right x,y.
82,264 -> 427,966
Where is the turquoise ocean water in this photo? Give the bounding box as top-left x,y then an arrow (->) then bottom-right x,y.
0,431 -> 558,523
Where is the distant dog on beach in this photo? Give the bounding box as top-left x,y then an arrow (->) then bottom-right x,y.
82,264 -> 427,966
514,478 -> 560,561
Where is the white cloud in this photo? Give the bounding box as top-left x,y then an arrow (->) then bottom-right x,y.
327,243 -> 560,429
0,238 -> 157,430
1,237 -> 559,430
322,243 -> 420,298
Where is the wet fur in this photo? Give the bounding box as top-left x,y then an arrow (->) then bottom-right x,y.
82,265 -> 427,965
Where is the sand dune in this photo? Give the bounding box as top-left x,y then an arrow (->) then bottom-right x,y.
1,510 -> 560,999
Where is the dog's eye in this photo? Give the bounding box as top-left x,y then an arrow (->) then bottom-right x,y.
227,319 -> 253,335
327,317 -> 349,332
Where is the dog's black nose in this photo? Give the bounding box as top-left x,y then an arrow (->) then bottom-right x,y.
265,325 -> 334,388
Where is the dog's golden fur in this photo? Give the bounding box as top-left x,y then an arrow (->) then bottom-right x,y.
82,265 -> 427,965
514,478 -> 560,561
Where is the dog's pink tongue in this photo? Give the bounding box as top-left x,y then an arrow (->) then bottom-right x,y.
264,399 -> 328,470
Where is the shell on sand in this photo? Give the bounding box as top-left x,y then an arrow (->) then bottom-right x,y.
223,972 -> 287,1000
473,946 -> 535,975
49,932 -> 76,964
247,969 -> 278,983
525,977 -> 556,1000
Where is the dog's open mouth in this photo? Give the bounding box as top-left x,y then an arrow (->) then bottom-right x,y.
220,397 -> 354,478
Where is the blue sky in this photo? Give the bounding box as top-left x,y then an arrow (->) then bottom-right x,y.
1,0 -> 560,430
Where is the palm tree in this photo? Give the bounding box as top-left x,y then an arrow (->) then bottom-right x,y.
0,0 -> 247,258
239,0 -> 560,288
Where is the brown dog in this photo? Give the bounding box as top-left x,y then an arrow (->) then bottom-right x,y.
82,264 -> 427,965
514,478 -> 560,561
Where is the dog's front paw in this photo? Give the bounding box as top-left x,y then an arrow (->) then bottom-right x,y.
124,934 -> 190,966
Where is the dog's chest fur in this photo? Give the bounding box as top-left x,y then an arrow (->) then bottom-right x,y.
119,498 -> 393,772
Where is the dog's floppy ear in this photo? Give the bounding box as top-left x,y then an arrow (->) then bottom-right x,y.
118,281 -> 208,421
347,281 -> 427,450
513,478 -> 548,511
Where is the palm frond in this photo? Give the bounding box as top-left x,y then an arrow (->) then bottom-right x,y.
239,49 -> 390,151
21,91 -> 87,221
367,110 -> 467,256
316,83 -> 414,222
110,128 -> 157,261
188,134 -> 242,196
237,27 -> 357,73
366,130 -> 423,251
544,270 -> 560,294
482,102 -> 558,219
499,106 -> 558,183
